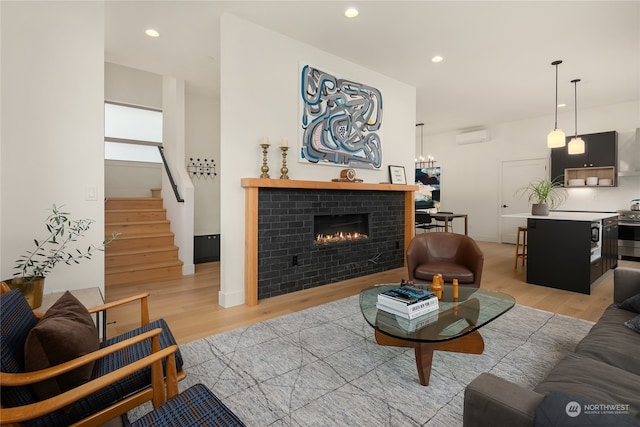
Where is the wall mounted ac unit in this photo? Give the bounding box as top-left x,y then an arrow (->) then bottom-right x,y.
455,129 -> 489,145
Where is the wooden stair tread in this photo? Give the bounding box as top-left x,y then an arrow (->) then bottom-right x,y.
106,197 -> 162,201
108,232 -> 175,240
106,220 -> 170,225
106,246 -> 178,256
105,208 -> 166,213
106,260 -> 183,275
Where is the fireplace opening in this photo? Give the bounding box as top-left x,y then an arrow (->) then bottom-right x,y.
314,213 -> 370,245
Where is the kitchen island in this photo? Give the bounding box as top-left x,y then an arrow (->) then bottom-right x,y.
504,212 -> 618,294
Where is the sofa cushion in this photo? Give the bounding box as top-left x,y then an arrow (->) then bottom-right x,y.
573,305 -> 640,376
618,292 -> 640,314
534,353 -> 640,417
24,291 -> 99,400
625,315 -> 640,334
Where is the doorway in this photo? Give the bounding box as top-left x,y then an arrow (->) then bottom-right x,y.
500,158 -> 548,244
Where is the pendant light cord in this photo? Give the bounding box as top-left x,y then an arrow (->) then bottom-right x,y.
572,78 -> 581,138
551,60 -> 562,131
554,63 -> 559,130
416,123 -> 424,159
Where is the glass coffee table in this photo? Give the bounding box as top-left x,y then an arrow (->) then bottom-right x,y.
360,284 -> 515,386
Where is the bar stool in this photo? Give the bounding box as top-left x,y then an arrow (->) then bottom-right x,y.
514,226 -> 527,269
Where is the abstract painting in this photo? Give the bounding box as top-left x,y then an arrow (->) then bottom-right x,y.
300,65 -> 383,169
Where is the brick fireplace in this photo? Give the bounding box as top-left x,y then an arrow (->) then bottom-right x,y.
242,179 -> 418,306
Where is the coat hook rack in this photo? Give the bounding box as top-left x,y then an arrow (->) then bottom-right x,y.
187,157 -> 217,179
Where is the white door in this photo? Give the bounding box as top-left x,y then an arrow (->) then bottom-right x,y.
500,158 -> 548,244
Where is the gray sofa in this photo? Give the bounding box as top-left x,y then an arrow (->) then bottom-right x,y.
464,267 -> 640,427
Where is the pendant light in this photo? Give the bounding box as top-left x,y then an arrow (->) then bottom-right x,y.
547,60 -> 566,148
567,79 -> 585,155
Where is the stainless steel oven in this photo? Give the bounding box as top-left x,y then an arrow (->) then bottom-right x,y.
617,211 -> 640,261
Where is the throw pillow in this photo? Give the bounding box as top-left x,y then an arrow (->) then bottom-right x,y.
625,314 -> 640,334
618,293 -> 640,313
24,291 -> 100,400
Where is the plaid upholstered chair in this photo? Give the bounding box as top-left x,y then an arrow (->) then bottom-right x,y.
0,286 -> 185,426
127,383 -> 246,427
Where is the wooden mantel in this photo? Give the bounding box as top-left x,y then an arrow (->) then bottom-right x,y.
242,178 -> 419,306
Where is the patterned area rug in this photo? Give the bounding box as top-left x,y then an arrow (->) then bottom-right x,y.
128,296 -> 595,426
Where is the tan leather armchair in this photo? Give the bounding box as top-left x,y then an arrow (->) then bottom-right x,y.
406,232 -> 484,287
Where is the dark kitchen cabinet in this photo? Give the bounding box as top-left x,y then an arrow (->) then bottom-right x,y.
602,217 -> 618,271
526,216 -> 618,294
550,131 -> 617,186
527,218 -> 593,294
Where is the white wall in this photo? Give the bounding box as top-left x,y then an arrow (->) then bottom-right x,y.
218,14 -> 417,307
186,84 -> 220,235
0,1 -> 105,292
163,77 -> 195,275
105,62 -> 162,108
420,101 -> 640,242
105,160 -> 162,198
105,63 -> 220,235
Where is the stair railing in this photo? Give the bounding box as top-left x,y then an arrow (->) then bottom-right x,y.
157,146 -> 184,203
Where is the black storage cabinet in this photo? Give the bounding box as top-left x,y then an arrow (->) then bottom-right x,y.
194,234 -> 220,263
526,218 -> 593,294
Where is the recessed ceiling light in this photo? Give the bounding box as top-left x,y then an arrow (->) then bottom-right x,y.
344,8 -> 359,18
145,29 -> 160,38
558,103 -> 566,108
431,56 -> 444,63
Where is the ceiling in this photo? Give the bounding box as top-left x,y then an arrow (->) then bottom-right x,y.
105,1 -> 640,136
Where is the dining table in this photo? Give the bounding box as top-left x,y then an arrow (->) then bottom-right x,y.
428,212 -> 468,235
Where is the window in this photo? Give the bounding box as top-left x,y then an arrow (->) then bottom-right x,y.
104,102 -> 162,163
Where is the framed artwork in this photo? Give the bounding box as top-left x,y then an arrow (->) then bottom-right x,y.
299,64 -> 383,169
389,165 -> 406,184
416,166 -> 441,201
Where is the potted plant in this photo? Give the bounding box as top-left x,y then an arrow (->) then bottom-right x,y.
4,204 -> 118,308
519,177 -> 568,216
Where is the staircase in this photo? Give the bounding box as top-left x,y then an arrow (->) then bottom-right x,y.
105,197 -> 183,286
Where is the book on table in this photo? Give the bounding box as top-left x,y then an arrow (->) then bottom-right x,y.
377,285 -> 438,315
379,284 -> 435,304
376,307 -> 439,332
376,300 -> 438,320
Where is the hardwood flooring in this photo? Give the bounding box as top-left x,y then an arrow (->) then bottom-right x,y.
105,241 -> 639,344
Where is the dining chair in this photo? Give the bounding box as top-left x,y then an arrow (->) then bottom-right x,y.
415,212 -> 438,234
434,211 -> 454,232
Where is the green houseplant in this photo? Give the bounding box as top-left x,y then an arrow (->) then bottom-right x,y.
4,204 -> 118,308
519,177 -> 568,216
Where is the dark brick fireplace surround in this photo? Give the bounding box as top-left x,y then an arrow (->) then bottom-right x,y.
242,179 -> 417,306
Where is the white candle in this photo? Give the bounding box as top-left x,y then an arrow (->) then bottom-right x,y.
261,136 -> 269,145
281,139 -> 288,148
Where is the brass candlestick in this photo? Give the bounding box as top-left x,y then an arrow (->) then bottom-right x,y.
260,144 -> 270,178
280,147 -> 289,179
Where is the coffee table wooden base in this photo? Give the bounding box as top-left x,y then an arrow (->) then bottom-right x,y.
374,329 -> 485,386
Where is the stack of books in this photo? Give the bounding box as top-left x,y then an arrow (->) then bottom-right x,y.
376,285 -> 439,320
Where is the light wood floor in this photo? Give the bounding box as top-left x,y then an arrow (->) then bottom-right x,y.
105,241 -> 639,344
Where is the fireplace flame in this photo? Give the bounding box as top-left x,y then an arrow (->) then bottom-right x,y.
315,232 -> 369,244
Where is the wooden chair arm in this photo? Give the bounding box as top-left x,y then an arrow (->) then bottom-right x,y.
88,292 -> 151,326
0,328 -> 162,386
0,340 -> 179,424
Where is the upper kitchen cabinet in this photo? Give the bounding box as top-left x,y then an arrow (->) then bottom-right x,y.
550,131 -> 617,187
